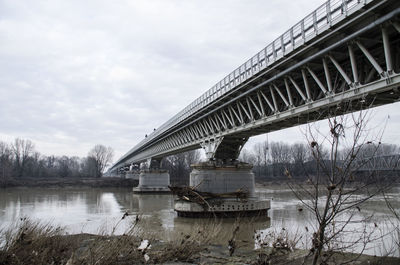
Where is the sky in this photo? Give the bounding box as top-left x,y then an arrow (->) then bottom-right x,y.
1,0 -> 399,161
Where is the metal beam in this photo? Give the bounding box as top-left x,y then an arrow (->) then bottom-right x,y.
110,3 -> 400,169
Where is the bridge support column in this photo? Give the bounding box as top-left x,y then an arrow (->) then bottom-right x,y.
132,159 -> 171,193
190,162 -> 256,197
174,136 -> 270,217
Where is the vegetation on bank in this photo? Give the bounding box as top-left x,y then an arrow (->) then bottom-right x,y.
0,217 -> 214,265
1,217 -> 399,265
2,136 -> 398,187
240,140 -> 400,182
0,139 -> 114,184
0,136 -> 202,187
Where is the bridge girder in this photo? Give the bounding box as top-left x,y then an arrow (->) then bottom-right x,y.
354,154 -> 400,172
110,0 -> 400,172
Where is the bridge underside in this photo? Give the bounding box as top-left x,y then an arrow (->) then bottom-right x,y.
111,0 -> 400,175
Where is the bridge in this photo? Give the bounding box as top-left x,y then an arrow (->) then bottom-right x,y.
354,154 -> 400,172
109,0 -> 400,216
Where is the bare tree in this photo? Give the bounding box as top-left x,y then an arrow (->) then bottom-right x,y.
81,156 -> 97,177
11,138 -> 35,178
253,143 -> 264,177
357,143 -> 398,158
287,110 -> 391,264
88,145 -> 114,178
261,141 -> 270,178
291,142 -> 310,165
270,142 -> 291,177
0,139 -> 120,180
163,150 -> 201,185
0,141 -> 13,183
238,148 -> 256,165
290,142 -> 311,179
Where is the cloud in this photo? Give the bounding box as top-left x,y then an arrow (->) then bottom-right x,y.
0,0 -> 398,161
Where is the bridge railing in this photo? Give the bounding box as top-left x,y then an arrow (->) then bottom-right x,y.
115,0 -> 376,165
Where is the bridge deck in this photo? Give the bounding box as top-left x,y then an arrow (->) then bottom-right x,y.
111,0 -> 400,171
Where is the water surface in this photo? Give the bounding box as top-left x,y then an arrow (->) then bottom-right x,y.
1,186 -> 399,256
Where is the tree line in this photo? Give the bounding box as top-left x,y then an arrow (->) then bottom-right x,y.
161,150 -> 201,185
239,140 -> 400,181
0,138 -> 114,180
156,140 -> 399,185
128,140 -> 399,185
2,137 -> 397,183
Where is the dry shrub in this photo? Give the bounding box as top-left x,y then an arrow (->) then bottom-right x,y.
75,234 -> 144,264
256,228 -> 301,251
0,218 -> 77,265
0,215 -> 147,265
254,228 -> 303,265
74,213 -> 150,264
0,215 -> 221,265
78,219 -> 219,264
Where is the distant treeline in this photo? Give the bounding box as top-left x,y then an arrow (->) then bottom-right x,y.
158,140 -> 400,185
2,137 -> 398,184
0,138 -> 113,181
0,137 -> 199,185
239,141 -> 400,181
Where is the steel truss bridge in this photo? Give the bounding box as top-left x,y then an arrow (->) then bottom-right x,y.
110,0 -> 400,173
354,154 -> 400,172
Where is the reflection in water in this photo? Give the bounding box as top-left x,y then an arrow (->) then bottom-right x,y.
0,189 -> 129,234
0,187 -> 399,256
173,216 -> 270,248
256,187 -> 400,257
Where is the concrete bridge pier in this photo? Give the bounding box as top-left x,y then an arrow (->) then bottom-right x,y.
190,162 -> 255,197
132,158 -> 171,193
174,136 -> 270,217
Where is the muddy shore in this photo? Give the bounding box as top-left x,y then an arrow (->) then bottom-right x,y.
1,231 -> 399,265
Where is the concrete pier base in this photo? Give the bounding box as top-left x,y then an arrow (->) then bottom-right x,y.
174,162 -> 270,217
175,198 -> 270,217
190,162 -> 256,196
132,169 -> 171,193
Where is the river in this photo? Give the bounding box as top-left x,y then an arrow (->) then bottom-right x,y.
1,185 -> 399,256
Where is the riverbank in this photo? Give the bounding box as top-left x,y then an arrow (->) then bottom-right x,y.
0,177 -> 138,188
1,219 -> 399,265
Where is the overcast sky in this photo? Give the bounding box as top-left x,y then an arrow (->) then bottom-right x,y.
1,0 -> 399,161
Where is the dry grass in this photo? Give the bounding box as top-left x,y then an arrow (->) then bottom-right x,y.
0,218 -> 78,265
0,216 -> 221,265
73,234 -> 144,264
1,217 -> 400,264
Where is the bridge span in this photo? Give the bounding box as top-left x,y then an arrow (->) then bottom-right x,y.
354,154 -> 400,172
109,0 -> 400,216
